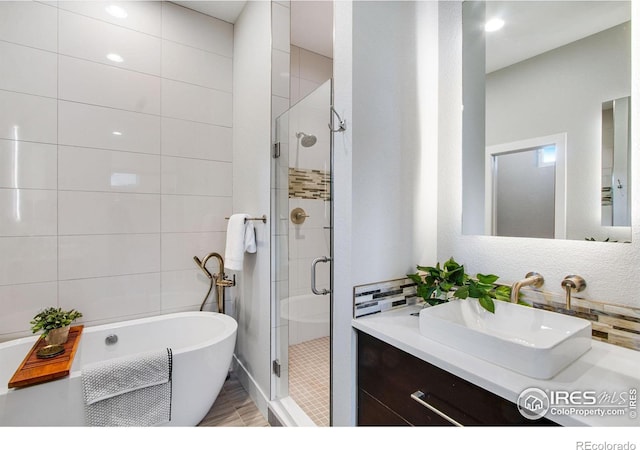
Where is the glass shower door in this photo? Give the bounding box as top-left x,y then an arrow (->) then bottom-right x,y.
271,80 -> 333,426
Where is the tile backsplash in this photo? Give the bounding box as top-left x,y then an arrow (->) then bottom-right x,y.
354,278 -> 640,352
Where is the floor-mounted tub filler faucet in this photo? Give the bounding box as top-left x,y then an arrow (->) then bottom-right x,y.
510,272 -> 545,303
193,252 -> 236,314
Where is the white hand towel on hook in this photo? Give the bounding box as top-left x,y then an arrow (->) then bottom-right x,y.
224,213 -> 256,271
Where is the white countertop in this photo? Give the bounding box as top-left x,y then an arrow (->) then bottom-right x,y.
352,304 -> 640,427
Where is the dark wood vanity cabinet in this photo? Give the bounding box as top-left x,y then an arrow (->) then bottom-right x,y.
357,331 -> 558,426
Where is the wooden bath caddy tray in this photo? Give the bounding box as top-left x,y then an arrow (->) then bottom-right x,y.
8,325 -> 84,389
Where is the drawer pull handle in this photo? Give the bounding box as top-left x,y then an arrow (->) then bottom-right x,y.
410,390 -> 464,427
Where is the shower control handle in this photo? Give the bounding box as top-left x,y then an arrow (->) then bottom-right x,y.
311,256 -> 332,295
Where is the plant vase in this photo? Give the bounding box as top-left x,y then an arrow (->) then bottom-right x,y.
45,325 -> 71,345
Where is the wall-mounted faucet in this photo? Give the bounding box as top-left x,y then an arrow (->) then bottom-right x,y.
510,272 -> 544,303
561,275 -> 586,310
193,252 -> 235,314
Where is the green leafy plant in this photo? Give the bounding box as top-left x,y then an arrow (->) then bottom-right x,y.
30,307 -> 83,337
407,257 -> 468,306
408,257 -> 513,313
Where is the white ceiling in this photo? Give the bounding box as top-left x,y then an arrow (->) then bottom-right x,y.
486,1 -> 631,73
172,1 -> 247,24
172,1 -> 333,58
172,1 -> 630,70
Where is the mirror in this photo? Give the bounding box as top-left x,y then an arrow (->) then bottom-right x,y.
601,96 -> 631,228
462,0 -> 632,242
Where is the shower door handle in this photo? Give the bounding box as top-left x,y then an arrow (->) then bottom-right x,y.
311,256 -> 332,295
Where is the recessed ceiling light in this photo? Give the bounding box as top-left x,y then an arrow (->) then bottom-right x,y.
106,53 -> 124,63
112,131 -> 123,136
105,5 -> 128,19
485,18 -> 505,32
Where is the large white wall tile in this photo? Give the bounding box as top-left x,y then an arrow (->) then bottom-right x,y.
0,282 -> 58,335
59,146 -> 161,193
59,273 -> 161,322
59,234 -> 160,280
0,2 -> 57,51
59,10 -> 162,76
299,48 -> 333,84
161,118 -> 231,161
0,236 -> 57,285
161,269 -> 212,311
272,3 -> 290,53
57,1 -> 162,36
59,101 -> 161,154
59,56 -> 161,114
161,2 -> 233,57
0,41 -> 57,98
161,195 -> 231,233
161,232 -> 226,272
272,49 -> 290,99
0,140 -> 57,189
59,191 -> 160,235
161,157 -> 232,196
0,189 -> 57,236
161,79 -> 232,126
162,40 -> 232,91
0,91 -> 57,144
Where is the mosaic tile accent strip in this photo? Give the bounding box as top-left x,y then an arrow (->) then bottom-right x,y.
353,278 -> 418,318
289,167 -> 331,200
354,277 -> 640,352
520,289 -> 640,352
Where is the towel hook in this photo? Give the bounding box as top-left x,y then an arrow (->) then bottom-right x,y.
329,106 -> 347,133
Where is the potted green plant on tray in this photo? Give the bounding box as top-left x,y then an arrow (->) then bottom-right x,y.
30,307 -> 83,345
408,257 -> 513,313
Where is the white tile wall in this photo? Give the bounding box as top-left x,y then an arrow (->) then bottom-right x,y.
0,282 -> 58,334
161,195 -> 231,233
58,146 -> 161,193
0,1 -> 57,51
58,191 -> 160,235
290,45 -> 333,106
0,42 -> 57,98
0,236 -> 57,286
0,189 -> 57,236
161,156 -> 232,196
59,10 -> 162,75
58,101 -> 161,154
161,118 -> 232,161
161,2 -> 233,57
59,56 -> 162,114
59,273 -> 162,321
161,232 -> 226,271
59,234 -> 160,280
0,140 -> 57,189
162,40 -> 232,91
57,1 -> 163,36
161,79 -> 232,125
0,2 -> 234,340
0,91 -> 57,144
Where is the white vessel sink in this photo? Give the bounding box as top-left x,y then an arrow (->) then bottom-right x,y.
418,299 -> 592,379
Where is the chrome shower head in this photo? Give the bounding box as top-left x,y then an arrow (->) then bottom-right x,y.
296,132 -> 317,148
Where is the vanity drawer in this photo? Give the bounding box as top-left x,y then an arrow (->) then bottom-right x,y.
357,331 -> 557,426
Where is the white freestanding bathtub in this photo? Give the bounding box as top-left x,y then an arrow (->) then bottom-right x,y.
0,312 -> 237,426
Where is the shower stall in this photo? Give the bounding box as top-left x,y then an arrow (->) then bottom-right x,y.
271,80 -> 333,426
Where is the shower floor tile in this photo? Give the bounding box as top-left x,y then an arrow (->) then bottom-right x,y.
289,336 -> 330,427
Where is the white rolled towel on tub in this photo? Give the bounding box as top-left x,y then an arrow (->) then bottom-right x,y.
224,213 -> 257,271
